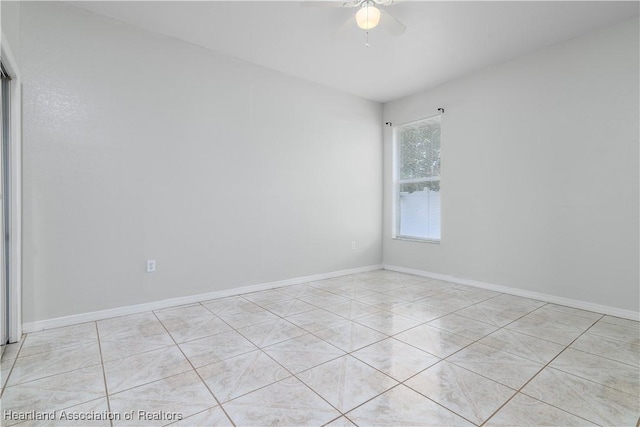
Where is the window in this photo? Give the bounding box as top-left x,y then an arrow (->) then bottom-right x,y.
393,115 -> 441,242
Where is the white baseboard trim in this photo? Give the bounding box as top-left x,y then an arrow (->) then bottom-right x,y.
23,264 -> 383,333
383,264 -> 640,321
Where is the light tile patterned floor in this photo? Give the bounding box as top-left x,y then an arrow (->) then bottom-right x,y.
1,270 -> 639,426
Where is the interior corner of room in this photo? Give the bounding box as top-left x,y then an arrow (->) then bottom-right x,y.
1,1 -> 638,339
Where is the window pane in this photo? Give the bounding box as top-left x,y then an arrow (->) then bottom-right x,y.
398,116 -> 441,180
398,181 -> 440,240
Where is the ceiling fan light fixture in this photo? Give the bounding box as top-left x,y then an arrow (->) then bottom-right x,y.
355,4 -> 381,30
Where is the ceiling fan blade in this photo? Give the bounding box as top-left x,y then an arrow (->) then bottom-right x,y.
374,0 -> 399,6
379,9 -> 406,35
333,14 -> 357,39
300,1 -> 360,7
300,1 -> 345,7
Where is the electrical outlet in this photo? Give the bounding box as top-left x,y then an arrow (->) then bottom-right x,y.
351,241 -> 356,250
146,260 -> 156,273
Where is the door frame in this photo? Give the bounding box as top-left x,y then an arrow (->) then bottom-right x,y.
1,32 -> 22,343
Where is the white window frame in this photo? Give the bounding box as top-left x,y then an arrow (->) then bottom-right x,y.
392,114 -> 442,244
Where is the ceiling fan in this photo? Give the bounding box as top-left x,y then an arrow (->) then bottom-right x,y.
302,0 -> 406,42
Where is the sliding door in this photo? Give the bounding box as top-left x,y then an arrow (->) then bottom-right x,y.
0,63 -> 11,347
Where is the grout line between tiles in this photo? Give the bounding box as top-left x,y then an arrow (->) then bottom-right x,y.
297,284 -> 511,424
342,414 -> 361,427
94,321 -> 114,427
101,342 -> 177,364
198,296 -> 368,425
152,310 -> 238,427
321,415 -> 345,427
341,379 -> 480,427
373,303 -> 520,424
4,334 -> 110,427
209,297 -> 370,422
554,343 -> 640,370
150,283 -> 596,427
358,299 -> 592,424
9,272 -> 638,427
159,405 -> 219,427
2,355 -> 105,389
0,337 -> 25,399
568,335 -> 640,367
479,313 -> 605,426
337,382 -> 403,421
202,299 -> 358,417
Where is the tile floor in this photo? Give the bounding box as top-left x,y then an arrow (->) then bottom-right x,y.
1,270 -> 639,426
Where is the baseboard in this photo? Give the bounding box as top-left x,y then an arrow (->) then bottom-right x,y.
23,264 -> 383,333
383,265 -> 640,321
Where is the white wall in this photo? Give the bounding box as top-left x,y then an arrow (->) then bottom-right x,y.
383,18 -> 639,313
1,1 -> 21,64
20,2 -> 383,323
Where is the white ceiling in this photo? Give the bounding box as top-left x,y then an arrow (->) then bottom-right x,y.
69,1 -> 638,103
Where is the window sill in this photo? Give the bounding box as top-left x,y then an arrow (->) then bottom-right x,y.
393,236 -> 440,244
